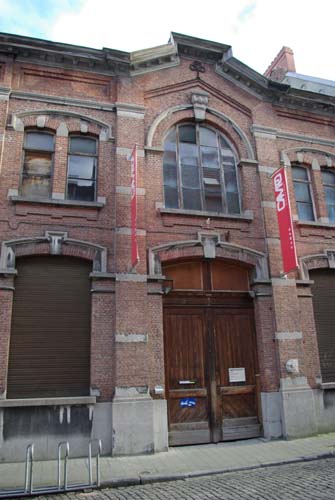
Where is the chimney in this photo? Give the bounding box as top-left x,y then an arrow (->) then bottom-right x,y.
264,46 -> 296,81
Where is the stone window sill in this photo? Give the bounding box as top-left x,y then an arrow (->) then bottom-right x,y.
296,220 -> 335,229
319,383 -> 335,390
0,396 -> 96,407
9,196 -> 105,209
159,207 -> 253,221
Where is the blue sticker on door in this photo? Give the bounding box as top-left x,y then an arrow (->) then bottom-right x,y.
180,398 -> 196,407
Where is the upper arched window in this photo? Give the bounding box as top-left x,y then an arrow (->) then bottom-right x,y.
21,131 -> 54,198
67,136 -> 98,201
292,165 -> 315,221
163,124 -> 240,214
321,169 -> 335,222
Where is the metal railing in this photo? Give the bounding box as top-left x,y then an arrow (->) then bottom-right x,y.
0,438 -> 102,498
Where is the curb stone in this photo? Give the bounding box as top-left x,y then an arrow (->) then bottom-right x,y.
99,451 -> 335,490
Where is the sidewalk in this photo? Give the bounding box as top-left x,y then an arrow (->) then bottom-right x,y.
1,433 -> 335,492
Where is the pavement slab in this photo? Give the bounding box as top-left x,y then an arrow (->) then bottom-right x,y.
0,433 -> 335,494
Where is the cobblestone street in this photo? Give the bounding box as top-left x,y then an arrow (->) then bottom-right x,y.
37,458 -> 335,500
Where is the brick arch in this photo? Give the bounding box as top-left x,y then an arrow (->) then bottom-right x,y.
11,109 -> 112,140
146,104 -> 254,160
0,231 -> 107,275
300,251 -> 335,280
148,233 -> 268,280
281,147 -> 335,169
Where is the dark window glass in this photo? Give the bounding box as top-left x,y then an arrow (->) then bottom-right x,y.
179,125 -> 196,143
25,132 -> 54,151
163,124 -> 240,214
322,169 -> 335,222
69,137 -> 97,155
67,137 -> 97,202
21,132 -> 54,198
292,166 -> 314,221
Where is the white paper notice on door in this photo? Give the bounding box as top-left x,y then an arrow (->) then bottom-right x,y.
228,367 -> 246,383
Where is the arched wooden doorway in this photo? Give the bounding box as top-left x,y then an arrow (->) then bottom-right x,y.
163,259 -> 261,445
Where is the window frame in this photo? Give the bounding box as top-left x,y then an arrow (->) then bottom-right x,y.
66,135 -> 98,202
321,168 -> 335,223
20,130 -> 55,199
291,164 -> 316,222
163,123 -> 241,215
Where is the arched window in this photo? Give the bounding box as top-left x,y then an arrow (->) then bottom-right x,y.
67,136 -> 98,201
292,165 -> 314,221
163,124 -> 240,214
21,130 -> 54,198
321,169 -> 335,222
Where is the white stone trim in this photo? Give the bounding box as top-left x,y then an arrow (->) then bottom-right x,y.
116,147 -> 145,158
115,333 -> 148,343
262,201 -> 276,208
275,331 -> 303,340
258,165 -> 277,174
116,186 -> 146,195
272,278 -> 296,286
115,227 -> 146,235
115,273 -> 147,282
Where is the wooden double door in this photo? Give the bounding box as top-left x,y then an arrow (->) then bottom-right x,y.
164,294 -> 261,445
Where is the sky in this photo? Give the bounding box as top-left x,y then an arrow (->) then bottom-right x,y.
0,0 -> 334,81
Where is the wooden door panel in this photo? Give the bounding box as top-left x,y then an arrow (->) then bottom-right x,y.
164,308 -> 210,445
213,308 -> 261,440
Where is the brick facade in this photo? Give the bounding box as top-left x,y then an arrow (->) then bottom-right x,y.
0,32 -> 334,461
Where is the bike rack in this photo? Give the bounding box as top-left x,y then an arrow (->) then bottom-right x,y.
0,439 -> 102,498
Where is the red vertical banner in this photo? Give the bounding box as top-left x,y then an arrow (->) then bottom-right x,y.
130,144 -> 139,268
272,167 -> 298,274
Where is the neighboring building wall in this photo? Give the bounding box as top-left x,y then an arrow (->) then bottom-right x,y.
0,32 -> 334,461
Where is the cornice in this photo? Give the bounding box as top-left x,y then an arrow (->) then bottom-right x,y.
0,32 -> 334,119
0,32 -> 130,75
170,32 -> 231,62
217,56 -> 335,117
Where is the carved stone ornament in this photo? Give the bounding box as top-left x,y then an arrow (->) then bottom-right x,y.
286,359 -> 299,374
191,92 -> 209,121
189,60 -> 206,78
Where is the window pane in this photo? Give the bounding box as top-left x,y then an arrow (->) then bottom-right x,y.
163,150 -> 177,168
163,163 -> 178,187
293,181 -> 312,203
182,188 -> 202,210
297,202 -> 314,221
25,132 -> 54,151
21,176 -> 50,198
201,146 -> 219,168
68,155 -> 96,179
67,179 -> 95,201
181,164 -> 200,188
322,170 -> 335,185
199,127 -> 217,147
178,125 -> 196,143
205,186 -> 222,212
203,167 -> 221,184
23,152 -> 52,175
219,136 -> 232,151
164,186 -> 179,208
70,137 -> 97,155
165,128 -> 176,144
224,166 -> 239,193
179,143 -> 198,167
227,192 -> 240,214
324,186 -> 335,204
292,166 -> 308,181
328,205 -> 335,222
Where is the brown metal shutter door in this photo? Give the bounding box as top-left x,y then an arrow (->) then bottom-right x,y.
310,269 -> 335,383
7,256 -> 91,398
